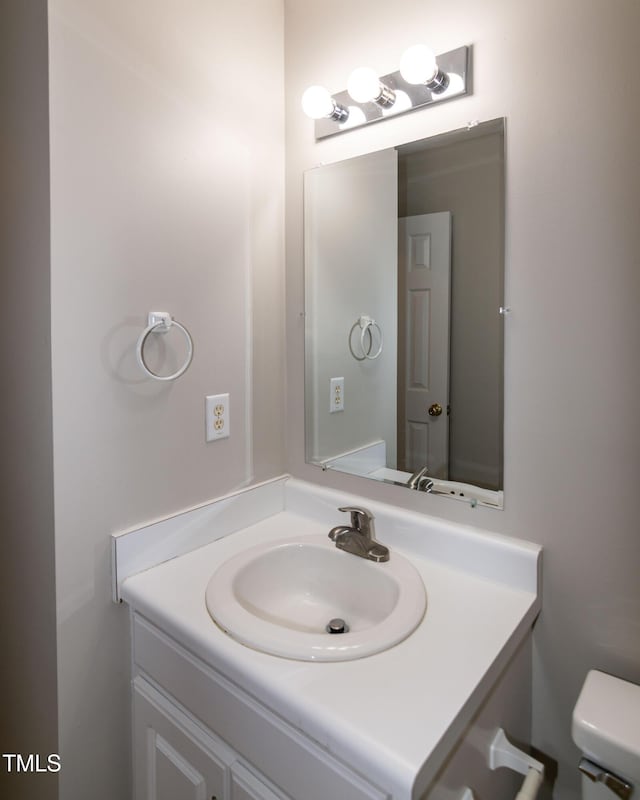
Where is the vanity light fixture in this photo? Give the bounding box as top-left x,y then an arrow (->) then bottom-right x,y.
302,44 -> 470,139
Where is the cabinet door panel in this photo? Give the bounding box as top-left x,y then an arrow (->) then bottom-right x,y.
152,732 -> 209,799
134,677 -> 231,800
230,762 -> 288,800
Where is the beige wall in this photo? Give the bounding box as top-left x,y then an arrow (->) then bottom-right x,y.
48,1 -> 284,797
285,1 -> 640,797
0,3 -> 58,799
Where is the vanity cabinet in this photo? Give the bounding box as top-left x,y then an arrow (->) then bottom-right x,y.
131,613 -> 389,800
131,611 -> 533,800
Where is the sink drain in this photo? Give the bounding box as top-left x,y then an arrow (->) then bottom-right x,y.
326,618 -> 349,634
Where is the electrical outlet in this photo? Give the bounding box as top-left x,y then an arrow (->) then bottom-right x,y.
329,377 -> 344,413
205,393 -> 230,441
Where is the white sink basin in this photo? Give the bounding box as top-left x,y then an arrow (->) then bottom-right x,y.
205,534 -> 427,661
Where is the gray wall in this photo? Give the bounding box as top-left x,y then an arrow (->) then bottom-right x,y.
48,1 -> 285,797
0,2 -> 59,799
284,1 -> 640,797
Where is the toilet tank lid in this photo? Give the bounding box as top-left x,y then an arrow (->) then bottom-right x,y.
572,670 -> 640,782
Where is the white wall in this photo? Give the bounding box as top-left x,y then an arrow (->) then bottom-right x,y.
48,1 -> 284,797
285,1 -> 640,797
0,3 -> 58,799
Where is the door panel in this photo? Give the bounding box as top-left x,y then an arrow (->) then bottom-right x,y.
398,212 -> 451,477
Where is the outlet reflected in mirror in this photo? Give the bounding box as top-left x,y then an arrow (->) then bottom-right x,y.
304,119 -> 505,508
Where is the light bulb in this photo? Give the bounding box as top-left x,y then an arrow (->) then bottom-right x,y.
301,85 -> 335,119
347,67 -> 383,103
347,67 -> 395,107
399,44 -> 438,85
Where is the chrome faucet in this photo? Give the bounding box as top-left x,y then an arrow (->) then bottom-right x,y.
328,506 -> 390,563
406,466 -> 434,493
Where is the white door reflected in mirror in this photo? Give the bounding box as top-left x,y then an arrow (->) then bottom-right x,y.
398,211 -> 451,477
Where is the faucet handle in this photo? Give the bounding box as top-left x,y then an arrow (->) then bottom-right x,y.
406,466 -> 429,489
337,506 -> 375,533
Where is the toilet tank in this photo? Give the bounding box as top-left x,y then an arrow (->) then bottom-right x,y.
573,670 -> 640,798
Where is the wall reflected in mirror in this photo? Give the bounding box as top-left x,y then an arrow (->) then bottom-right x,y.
304,118 -> 505,508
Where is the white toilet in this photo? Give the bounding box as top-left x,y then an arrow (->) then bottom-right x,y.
572,670 -> 640,799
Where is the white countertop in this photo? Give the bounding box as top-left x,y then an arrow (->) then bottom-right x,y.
120,478 -> 541,800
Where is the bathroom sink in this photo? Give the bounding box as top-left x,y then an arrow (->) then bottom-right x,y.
205,534 -> 427,661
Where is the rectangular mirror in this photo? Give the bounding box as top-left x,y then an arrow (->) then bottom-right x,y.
304,118 -> 505,508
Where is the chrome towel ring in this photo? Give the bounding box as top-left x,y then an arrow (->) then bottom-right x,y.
136,311 -> 193,382
348,315 -> 383,361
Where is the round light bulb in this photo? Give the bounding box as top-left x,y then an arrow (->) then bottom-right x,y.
301,85 -> 335,120
347,67 -> 382,103
399,44 -> 437,85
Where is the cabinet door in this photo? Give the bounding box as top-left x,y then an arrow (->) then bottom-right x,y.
230,762 -> 289,800
134,677 -> 233,800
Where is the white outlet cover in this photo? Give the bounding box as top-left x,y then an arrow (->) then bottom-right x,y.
205,393 -> 230,441
330,377 -> 344,413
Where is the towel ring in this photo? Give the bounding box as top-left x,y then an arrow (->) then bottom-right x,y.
136,311 -> 193,382
348,315 -> 383,361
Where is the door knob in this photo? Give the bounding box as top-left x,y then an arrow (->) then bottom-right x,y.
428,403 -> 443,417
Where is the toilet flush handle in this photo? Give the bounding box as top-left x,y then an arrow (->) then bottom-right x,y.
579,758 -> 633,800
